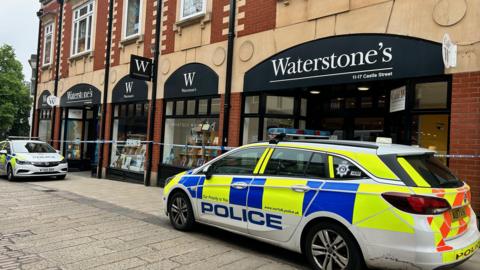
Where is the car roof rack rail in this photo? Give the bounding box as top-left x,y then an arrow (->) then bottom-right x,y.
267,128 -> 331,144
7,136 -> 40,140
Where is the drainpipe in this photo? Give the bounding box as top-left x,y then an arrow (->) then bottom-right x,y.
145,0 -> 163,186
31,9 -> 44,138
51,0 -> 64,147
222,0 -> 237,147
97,0 -> 115,179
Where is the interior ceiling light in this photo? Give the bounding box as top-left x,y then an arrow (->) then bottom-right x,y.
358,86 -> 370,91
310,90 -> 320,95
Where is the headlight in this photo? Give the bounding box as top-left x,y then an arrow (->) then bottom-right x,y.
16,160 -> 32,165
60,158 -> 68,164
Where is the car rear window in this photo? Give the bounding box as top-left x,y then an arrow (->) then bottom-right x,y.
402,155 -> 463,188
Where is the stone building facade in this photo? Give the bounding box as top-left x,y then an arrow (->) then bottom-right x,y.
34,0 -> 480,210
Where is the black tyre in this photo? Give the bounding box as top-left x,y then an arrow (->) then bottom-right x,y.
7,165 -> 15,181
304,221 -> 364,270
56,174 -> 66,180
168,191 -> 195,231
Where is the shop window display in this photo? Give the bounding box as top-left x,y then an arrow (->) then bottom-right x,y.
163,97 -> 221,169
110,103 -> 148,173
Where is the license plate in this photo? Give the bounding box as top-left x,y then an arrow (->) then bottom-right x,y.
39,168 -> 55,172
451,207 -> 467,221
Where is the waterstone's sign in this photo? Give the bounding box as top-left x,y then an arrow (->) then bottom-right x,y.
112,75 -> 148,103
164,63 -> 218,99
60,84 -> 101,107
39,90 -> 52,109
244,34 -> 444,92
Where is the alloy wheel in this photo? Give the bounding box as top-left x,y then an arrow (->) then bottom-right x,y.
170,196 -> 189,226
311,229 -> 350,270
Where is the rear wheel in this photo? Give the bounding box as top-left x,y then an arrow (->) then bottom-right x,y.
304,222 -> 364,270
7,165 -> 15,181
168,191 -> 195,231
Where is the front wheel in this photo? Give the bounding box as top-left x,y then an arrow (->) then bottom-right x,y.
7,165 -> 15,181
168,191 -> 195,231
304,222 -> 364,270
55,174 -> 66,180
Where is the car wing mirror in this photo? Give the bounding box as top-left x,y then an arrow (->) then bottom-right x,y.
56,150 -> 61,154
0,150 -> 7,155
202,164 -> 213,180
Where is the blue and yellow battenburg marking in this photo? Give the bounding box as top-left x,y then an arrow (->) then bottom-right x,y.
171,174 -> 367,229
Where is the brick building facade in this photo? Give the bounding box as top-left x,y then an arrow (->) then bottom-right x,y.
34,0 -> 480,210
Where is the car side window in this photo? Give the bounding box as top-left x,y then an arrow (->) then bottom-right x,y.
210,147 -> 267,175
305,153 -> 328,178
332,156 -> 367,179
264,148 -> 311,177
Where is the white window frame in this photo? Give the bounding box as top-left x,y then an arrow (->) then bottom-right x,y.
71,1 -> 95,57
43,22 -> 54,66
179,0 -> 206,21
122,0 -> 143,40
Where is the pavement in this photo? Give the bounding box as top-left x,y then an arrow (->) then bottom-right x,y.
0,172 -> 477,270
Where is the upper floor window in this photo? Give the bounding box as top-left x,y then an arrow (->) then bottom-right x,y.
180,0 -> 206,21
72,1 -> 94,56
43,23 -> 54,66
124,0 -> 142,39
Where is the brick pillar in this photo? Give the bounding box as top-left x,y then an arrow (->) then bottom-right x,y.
33,110 -> 40,137
52,107 -> 62,149
102,103 -> 112,169
218,93 -> 242,148
449,71 -> 480,212
147,99 -> 163,186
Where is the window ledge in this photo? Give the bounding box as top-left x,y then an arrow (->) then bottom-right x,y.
41,63 -> 52,70
69,51 -> 94,63
175,12 -> 211,35
120,34 -> 144,48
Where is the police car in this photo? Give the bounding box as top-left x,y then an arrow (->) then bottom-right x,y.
163,130 -> 479,270
0,138 -> 68,181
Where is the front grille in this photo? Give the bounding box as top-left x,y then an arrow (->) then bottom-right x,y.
33,162 -> 60,167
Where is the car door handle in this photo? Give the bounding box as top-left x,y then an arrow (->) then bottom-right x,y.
291,185 -> 310,193
232,182 -> 248,190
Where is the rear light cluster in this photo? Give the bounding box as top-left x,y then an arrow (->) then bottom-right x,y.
382,192 -> 451,215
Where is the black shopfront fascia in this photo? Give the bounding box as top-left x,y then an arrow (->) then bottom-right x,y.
158,63 -> 220,186
60,84 -> 101,171
107,75 -> 149,183
242,34 -> 451,151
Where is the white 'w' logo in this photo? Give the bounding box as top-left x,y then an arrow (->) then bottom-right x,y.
184,72 -> 196,87
125,82 -> 133,94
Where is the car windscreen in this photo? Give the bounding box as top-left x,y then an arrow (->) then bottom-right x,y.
12,142 -> 56,153
402,155 -> 463,188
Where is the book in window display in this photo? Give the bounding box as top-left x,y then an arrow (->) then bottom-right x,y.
110,134 -> 146,173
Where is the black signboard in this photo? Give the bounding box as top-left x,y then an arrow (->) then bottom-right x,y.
244,34 -> 444,92
112,75 -> 148,103
38,90 -> 52,109
130,55 -> 153,81
60,84 -> 101,107
164,63 -> 219,99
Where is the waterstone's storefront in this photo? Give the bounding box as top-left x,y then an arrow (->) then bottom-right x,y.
59,84 -> 101,171
242,34 -> 450,159
108,75 -> 149,183
159,63 -> 222,181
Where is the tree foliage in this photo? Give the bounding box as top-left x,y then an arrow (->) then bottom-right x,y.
0,44 -> 32,139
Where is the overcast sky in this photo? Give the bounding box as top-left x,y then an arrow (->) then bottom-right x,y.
0,0 -> 41,80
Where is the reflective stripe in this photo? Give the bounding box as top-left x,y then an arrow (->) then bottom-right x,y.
442,240 -> 480,263
201,176 -> 232,203
253,148 -> 270,174
328,155 -> 334,178
262,178 -> 308,216
259,149 -> 274,174
397,157 -> 431,187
